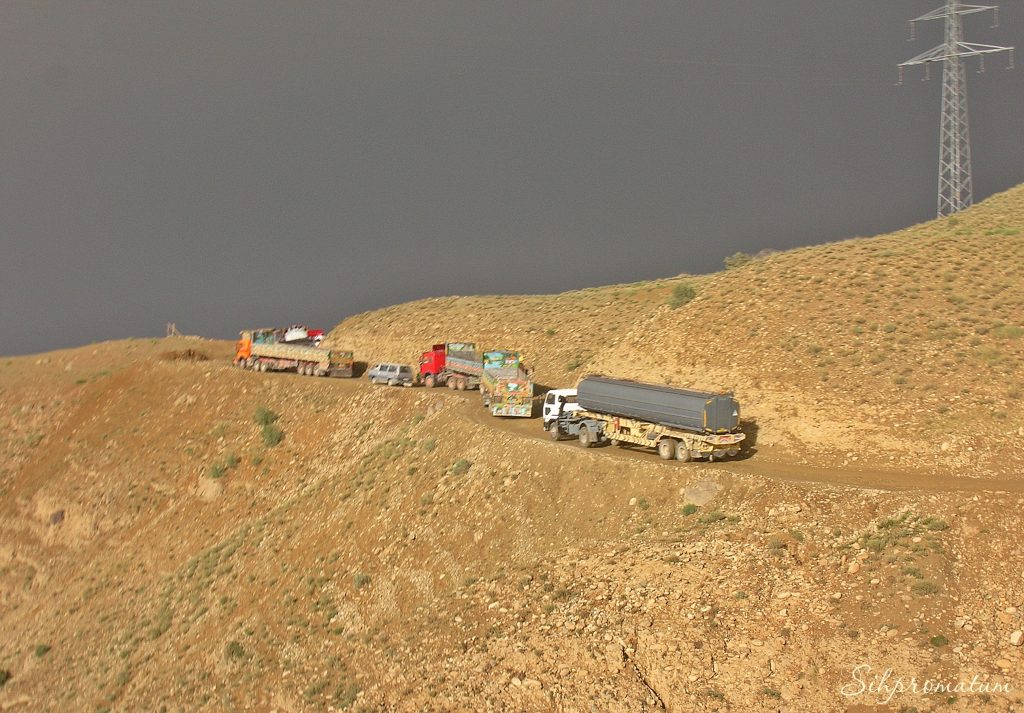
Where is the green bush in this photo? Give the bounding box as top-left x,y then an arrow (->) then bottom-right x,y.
929,634 -> 949,647
450,459 -> 472,475
224,640 -> 246,662
724,252 -> 753,270
699,510 -> 726,524
261,424 -> 284,447
0,670 -> 10,687
34,644 -> 51,658
353,573 -> 371,589
912,580 -> 939,596
681,503 -> 699,516
668,282 -> 697,308
254,407 -> 279,427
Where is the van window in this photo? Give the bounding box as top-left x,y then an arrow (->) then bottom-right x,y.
386,365 -> 397,373
545,393 -> 555,405
399,366 -> 411,375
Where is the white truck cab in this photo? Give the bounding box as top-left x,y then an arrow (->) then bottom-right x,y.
542,388 -> 582,427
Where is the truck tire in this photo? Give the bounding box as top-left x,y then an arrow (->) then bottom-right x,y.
259,361 -> 269,373
387,378 -> 398,386
548,422 -> 561,440
457,377 -> 467,391
424,374 -> 436,388
447,378 -> 458,390
658,438 -> 676,460
578,427 -> 593,448
675,442 -> 692,462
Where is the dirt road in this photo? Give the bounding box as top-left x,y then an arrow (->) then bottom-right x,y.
267,364 -> 1024,494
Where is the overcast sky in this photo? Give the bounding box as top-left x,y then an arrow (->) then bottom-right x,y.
2,2 -> 1021,356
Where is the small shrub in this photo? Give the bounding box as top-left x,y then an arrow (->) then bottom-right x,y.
902,565 -> 924,579
762,687 -> 781,699
422,438 -> 437,453
699,510 -> 726,524
681,503 -> 699,516
565,354 -> 588,371
921,517 -> 948,532
636,498 -> 650,510
0,670 -> 10,687
224,640 -> 246,662
733,591 -> 748,600
261,424 -> 284,447
254,407 -> 279,426
450,459 -> 472,475
668,282 -> 697,308
724,252 -> 753,270
34,644 -> 51,658
929,634 -> 949,647
353,573 -> 371,589
912,580 -> 939,596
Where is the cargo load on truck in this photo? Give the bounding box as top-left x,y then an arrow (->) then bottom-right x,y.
234,329 -> 354,377
547,376 -> 745,461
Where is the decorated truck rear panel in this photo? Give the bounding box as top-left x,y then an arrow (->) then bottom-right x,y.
480,351 -> 532,417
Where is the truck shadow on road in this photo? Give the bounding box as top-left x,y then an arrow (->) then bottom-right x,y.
733,419 -> 759,461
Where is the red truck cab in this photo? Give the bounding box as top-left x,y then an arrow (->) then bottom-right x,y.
419,342 -> 477,388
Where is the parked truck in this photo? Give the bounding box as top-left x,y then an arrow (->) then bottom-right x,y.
419,342 -> 483,389
547,376 -> 745,461
480,351 -> 534,417
234,329 -> 354,377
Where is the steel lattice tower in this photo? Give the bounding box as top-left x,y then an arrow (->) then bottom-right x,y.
899,2 -> 1014,217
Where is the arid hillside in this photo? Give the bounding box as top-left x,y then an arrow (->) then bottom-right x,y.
0,188 -> 1022,712
328,185 -> 1024,477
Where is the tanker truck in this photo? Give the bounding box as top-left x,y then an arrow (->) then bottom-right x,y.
547,376 -> 745,461
234,329 -> 354,377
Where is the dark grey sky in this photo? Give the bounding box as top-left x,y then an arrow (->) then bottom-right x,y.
2,2 -> 1021,356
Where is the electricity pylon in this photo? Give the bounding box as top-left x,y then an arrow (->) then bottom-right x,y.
899,2 -> 1014,217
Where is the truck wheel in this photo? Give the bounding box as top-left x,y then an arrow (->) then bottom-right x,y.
658,438 -> 676,460
387,378 -> 398,386
424,374 -> 436,388
676,442 -> 692,462
259,362 -> 269,373
609,438 -> 620,446
447,378 -> 457,390
548,422 -> 561,440
457,377 -> 467,391
578,428 -> 593,448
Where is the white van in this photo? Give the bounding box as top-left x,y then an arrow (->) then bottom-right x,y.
542,388 -> 582,428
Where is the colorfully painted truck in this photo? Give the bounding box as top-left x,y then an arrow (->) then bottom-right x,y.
548,376 -> 745,461
234,329 -> 354,377
480,351 -> 534,417
419,342 -> 483,389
